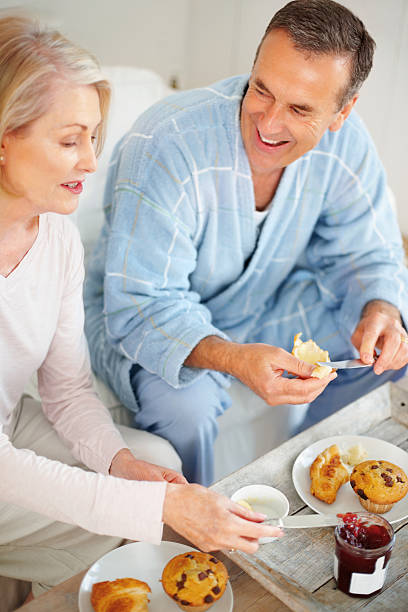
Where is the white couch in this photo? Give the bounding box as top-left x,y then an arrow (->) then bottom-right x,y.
71,66 -> 308,482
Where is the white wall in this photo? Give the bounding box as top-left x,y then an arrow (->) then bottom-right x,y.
2,0 -> 408,232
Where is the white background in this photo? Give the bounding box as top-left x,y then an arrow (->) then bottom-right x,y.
2,0 -> 408,233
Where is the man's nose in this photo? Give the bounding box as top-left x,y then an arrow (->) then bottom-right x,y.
261,102 -> 285,132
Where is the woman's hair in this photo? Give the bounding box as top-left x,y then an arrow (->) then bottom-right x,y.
254,0 -> 376,109
0,15 -> 110,155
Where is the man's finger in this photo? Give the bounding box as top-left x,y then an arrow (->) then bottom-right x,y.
384,343 -> 408,373
374,330 -> 400,374
359,328 -> 381,363
274,372 -> 336,404
277,351 -> 316,378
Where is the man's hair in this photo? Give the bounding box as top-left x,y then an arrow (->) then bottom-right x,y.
254,0 -> 376,108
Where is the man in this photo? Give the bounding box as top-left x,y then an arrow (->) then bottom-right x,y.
85,0 -> 408,486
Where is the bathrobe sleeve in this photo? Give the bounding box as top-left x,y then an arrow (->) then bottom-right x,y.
103,127 -> 228,389
306,125 -> 408,337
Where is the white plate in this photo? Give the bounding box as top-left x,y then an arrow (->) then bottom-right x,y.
292,435 -> 408,523
78,541 -> 233,612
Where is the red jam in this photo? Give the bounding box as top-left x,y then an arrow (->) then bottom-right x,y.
334,512 -> 394,597
337,512 -> 391,549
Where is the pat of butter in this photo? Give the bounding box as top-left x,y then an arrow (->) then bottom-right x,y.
236,499 -> 253,511
240,498 -> 280,519
341,443 -> 368,466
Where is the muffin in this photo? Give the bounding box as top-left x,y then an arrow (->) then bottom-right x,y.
350,460 -> 408,513
91,577 -> 150,612
161,551 -> 229,611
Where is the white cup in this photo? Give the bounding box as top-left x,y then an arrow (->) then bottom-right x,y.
231,484 -> 289,543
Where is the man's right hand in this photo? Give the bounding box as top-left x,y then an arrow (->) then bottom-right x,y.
230,342 -> 336,405
185,336 -> 336,406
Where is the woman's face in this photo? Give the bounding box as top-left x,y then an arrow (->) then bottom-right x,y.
0,82 -> 101,216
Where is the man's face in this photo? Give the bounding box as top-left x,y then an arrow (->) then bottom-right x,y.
241,29 -> 356,179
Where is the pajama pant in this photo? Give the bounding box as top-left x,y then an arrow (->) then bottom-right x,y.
129,277 -> 406,486
130,363 -> 402,487
0,395 -> 182,605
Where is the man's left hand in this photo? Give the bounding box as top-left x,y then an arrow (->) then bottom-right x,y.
351,300 -> 408,374
109,448 -> 187,483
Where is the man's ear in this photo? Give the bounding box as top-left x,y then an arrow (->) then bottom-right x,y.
329,94 -> 359,132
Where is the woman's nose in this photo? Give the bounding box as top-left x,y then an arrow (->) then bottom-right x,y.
79,139 -> 97,174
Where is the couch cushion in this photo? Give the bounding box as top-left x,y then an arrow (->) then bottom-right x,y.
72,66 -> 172,259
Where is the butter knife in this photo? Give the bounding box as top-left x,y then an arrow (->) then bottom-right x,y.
316,358 -> 373,369
317,349 -> 379,369
265,514 -> 340,528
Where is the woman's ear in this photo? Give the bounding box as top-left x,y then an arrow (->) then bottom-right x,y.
0,132 -> 11,162
329,94 -> 359,132
0,141 -> 5,164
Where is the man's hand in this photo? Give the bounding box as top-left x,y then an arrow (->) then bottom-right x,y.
163,483 -> 283,554
229,342 -> 337,405
352,300 -> 408,374
109,448 -> 187,483
185,336 -> 336,406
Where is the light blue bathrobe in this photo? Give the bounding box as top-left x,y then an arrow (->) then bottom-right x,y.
84,76 -> 408,414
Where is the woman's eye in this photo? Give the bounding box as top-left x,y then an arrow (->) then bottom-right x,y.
292,107 -> 305,117
62,142 -> 76,147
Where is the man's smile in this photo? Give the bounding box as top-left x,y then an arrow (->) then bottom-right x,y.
256,128 -> 291,150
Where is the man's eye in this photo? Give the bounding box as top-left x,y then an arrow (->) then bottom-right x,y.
255,87 -> 267,96
292,107 -> 305,116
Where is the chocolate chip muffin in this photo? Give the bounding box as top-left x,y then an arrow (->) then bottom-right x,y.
350,460 -> 408,513
161,551 -> 229,611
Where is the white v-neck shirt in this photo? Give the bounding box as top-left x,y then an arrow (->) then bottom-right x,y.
0,213 -> 165,542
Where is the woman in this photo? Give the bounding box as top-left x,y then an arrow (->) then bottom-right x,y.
0,15 -> 282,606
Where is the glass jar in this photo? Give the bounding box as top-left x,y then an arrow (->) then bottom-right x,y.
334,512 -> 395,597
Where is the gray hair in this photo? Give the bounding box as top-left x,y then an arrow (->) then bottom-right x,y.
254,0 -> 376,109
0,15 -> 110,155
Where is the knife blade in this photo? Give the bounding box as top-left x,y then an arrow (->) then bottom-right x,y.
264,514 -> 340,528
317,358 -> 373,369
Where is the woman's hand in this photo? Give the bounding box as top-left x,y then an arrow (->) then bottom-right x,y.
163,483 -> 284,554
109,448 -> 187,483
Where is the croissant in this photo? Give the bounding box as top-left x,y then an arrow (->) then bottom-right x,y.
310,444 -> 349,504
91,577 -> 151,612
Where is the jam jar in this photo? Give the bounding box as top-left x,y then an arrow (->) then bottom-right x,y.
334,512 -> 395,597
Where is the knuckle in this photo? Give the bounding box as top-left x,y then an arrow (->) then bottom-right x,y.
273,347 -> 285,359
299,359 -> 312,373
245,541 -> 258,554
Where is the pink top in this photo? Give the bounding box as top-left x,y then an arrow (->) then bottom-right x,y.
0,213 -> 166,542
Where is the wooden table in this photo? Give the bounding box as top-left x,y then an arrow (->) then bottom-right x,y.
17,383 -> 408,611
16,527 -> 289,611
213,382 -> 408,611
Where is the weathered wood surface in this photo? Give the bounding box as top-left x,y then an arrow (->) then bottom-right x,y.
16,527 -> 290,611
213,383 -> 408,611
15,383 -> 408,612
